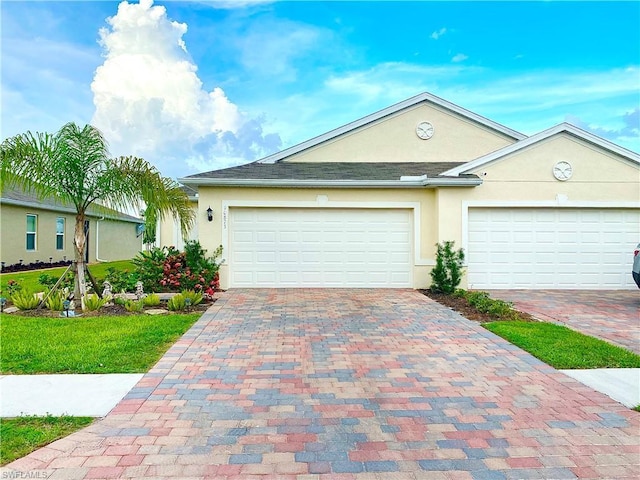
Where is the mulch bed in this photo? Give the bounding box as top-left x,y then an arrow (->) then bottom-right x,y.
5,299 -> 216,318
420,289 -> 536,323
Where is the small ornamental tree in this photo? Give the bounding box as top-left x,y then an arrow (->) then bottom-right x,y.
1,122 -> 195,308
430,241 -> 465,294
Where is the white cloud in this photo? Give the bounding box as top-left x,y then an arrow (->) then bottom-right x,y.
90,0 -> 281,179
262,62 -> 639,154
451,53 -> 468,63
1,21 -> 98,139
238,20 -> 325,80
431,27 -> 447,40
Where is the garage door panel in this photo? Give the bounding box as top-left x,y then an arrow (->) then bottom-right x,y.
229,208 -> 412,288
233,231 -> 254,243
468,208 -> 639,289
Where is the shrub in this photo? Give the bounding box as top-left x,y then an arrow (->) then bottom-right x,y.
6,280 -> 22,296
180,289 -> 203,307
38,274 -> 58,289
124,299 -> 144,313
167,294 -> 186,312
142,293 -> 161,307
133,243 -> 223,293
84,294 -> 109,312
113,296 -> 126,306
463,290 -> 517,320
132,247 -> 172,292
38,272 -> 74,292
45,290 -> 67,311
11,290 -> 40,310
102,267 -> 138,293
430,241 -> 465,294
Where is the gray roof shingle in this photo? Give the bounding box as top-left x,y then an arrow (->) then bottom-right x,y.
1,185 -> 142,223
184,162 -> 475,181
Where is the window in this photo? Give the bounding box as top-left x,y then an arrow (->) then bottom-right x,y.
26,214 -> 37,251
56,217 -> 65,250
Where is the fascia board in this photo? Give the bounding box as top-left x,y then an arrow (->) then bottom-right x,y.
442,122 -> 640,176
256,92 -> 526,164
179,177 -> 482,188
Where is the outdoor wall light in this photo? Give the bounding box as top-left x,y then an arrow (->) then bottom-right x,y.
206,206 -> 213,222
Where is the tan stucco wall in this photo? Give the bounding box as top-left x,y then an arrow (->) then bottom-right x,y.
189,134 -> 639,290
95,219 -> 143,261
287,103 -> 516,163
196,187 -> 439,289
435,134 -> 640,286
1,204 -> 142,266
1,204 -> 76,266
158,203 -> 199,250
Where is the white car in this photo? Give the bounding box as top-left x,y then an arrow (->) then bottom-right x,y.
634,243 -> 640,288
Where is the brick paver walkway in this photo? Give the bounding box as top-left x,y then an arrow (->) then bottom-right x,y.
3,289 -> 639,479
487,290 -> 640,355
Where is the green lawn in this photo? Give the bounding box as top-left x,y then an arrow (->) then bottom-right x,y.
484,321 -> 640,370
0,260 -> 135,295
0,313 -> 200,374
0,416 -> 93,466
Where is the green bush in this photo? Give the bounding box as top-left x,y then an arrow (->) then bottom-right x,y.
11,290 -> 40,310
460,290 -> 518,320
132,242 -> 222,293
124,299 -> 144,313
142,293 -> 161,307
38,272 -> 74,292
83,294 -> 109,312
132,247 -> 175,292
102,267 -> 138,293
180,289 -> 203,307
167,294 -> 186,312
38,274 -> 57,289
45,290 -> 66,311
113,296 -> 126,306
430,241 -> 465,294
6,280 -> 22,296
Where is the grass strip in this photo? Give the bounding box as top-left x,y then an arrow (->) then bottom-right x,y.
0,415 -> 93,466
484,321 -> 640,369
0,313 -> 200,374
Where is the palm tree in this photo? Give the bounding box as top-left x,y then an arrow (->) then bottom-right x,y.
1,122 -> 195,309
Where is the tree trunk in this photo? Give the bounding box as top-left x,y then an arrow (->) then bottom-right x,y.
74,213 -> 88,310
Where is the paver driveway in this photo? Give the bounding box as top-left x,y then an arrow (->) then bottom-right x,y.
3,289 -> 639,479
487,290 -> 640,355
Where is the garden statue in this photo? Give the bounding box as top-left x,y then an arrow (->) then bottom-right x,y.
135,281 -> 145,300
102,281 -> 113,305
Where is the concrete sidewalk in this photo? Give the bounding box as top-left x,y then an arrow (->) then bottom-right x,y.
1,369 -> 637,420
0,374 -> 143,417
560,368 -> 640,408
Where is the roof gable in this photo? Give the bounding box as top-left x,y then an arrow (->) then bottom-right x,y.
442,123 -> 640,176
257,92 -> 526,164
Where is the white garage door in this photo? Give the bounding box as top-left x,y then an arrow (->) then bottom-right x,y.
229,208 -> 413,288
468,208 -> 640,289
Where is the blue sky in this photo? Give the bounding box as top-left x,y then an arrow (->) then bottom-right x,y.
2,0 -> 639,179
